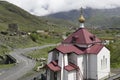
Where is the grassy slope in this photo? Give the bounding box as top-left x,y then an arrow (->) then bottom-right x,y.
0,1 -> 68,47
27,46 -> 55,59
107,38 -> 120,68
0,1 -> 64,69
0,1 -> 65,55
0,1 -> 67,32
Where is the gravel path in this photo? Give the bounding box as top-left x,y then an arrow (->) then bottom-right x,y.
0,44 -> 56,80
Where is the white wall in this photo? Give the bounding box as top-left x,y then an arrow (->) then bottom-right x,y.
88,54 -> 97,79
68,70 -> 76,80
47,51 -> 53,64
77,55 -> 84,74
58,52 -> 64,80
77,54 -> 86,80
64,54 -> 68,66
63,70 -> 68,80
97,47 -> 110,80
57,71 -> 61,80
58,52 -> 63,67
47,69 -> 50,80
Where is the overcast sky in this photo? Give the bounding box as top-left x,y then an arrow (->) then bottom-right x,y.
5,0 -> 120,16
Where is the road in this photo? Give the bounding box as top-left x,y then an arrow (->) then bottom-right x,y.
0,44 -> 56,80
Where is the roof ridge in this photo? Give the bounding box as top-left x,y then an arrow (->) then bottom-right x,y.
81,28 -> 87,44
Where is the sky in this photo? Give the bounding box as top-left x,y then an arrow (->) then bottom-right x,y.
5,0 -> 120,16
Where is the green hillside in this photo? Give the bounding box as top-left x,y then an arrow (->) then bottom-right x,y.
0,1 -> 67,32
0,1 -> 66,55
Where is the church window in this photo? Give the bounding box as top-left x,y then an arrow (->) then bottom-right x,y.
106,58 -> 107,68
54,72 -> 57,80
101,56 -> 107,69
52,51 -> 59,61
68,53 -> 75,64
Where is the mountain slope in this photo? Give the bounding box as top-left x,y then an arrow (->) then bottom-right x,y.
0,1 -> 66,51
0,1 -> 58,31
46,7 -> 120,28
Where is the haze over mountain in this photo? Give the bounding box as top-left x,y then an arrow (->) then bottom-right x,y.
1,0 -> 120,30
6,0 -> 120,16
46,7 -> 120,28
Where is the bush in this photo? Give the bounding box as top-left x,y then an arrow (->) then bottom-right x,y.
30,33 -> 40,42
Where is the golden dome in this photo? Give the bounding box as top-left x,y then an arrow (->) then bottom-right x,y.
79,15 -> 85,23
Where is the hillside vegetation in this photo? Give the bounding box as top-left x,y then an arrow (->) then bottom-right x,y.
0,1 -> 68,32
92,29 -> 120,68
46,7 -> 120,28
0,1 -> 65,56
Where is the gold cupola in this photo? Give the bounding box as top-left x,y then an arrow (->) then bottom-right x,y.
79,7 -> 85,23
79,7 -> 85,28
79,15 -> 85,23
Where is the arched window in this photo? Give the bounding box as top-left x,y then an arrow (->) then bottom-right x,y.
106,58 -> 107,68
52,50 -> 59,61
101,56 -> 107,69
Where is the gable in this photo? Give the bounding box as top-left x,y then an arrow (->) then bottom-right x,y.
97,47 -> 110,57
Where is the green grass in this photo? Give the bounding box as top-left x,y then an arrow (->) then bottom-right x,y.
0,0 -> 67,52
0,63 -> 15,69
0,1 -> 45,31
0,44 -> 11,56
0,1 -> 69,32
29,32 -> 62,45
107,39 -> 120,68
0,34 -> 39,50
27,46 -> 55,59
93,29 -> 120,68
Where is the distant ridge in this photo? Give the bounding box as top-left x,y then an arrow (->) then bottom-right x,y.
46,7 -> 120,28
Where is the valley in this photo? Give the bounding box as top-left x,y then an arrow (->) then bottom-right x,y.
0,1 -> 120,80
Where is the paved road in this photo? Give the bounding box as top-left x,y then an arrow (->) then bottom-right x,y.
107,73 -> 120,80
0,44 -> 56,80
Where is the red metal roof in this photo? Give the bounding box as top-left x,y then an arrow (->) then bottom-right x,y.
63,28 -> 101,44
47,61 -> 61,72
86,44 -> 104,54
56,44 -> 84,54
56,44 -> 103,54
64,63 -> 78,71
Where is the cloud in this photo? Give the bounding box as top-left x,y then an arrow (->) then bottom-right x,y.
5,0 -> 120,16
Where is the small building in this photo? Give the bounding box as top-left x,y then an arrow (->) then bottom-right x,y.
8,23 -> 19,32
46,8 -> 110,80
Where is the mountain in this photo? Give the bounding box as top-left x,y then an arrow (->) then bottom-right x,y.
46,7 -> 120,28
0,1 -> 67,55
0,1 -> 62,32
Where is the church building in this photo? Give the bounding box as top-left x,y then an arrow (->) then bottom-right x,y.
46,8 -> 110,80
